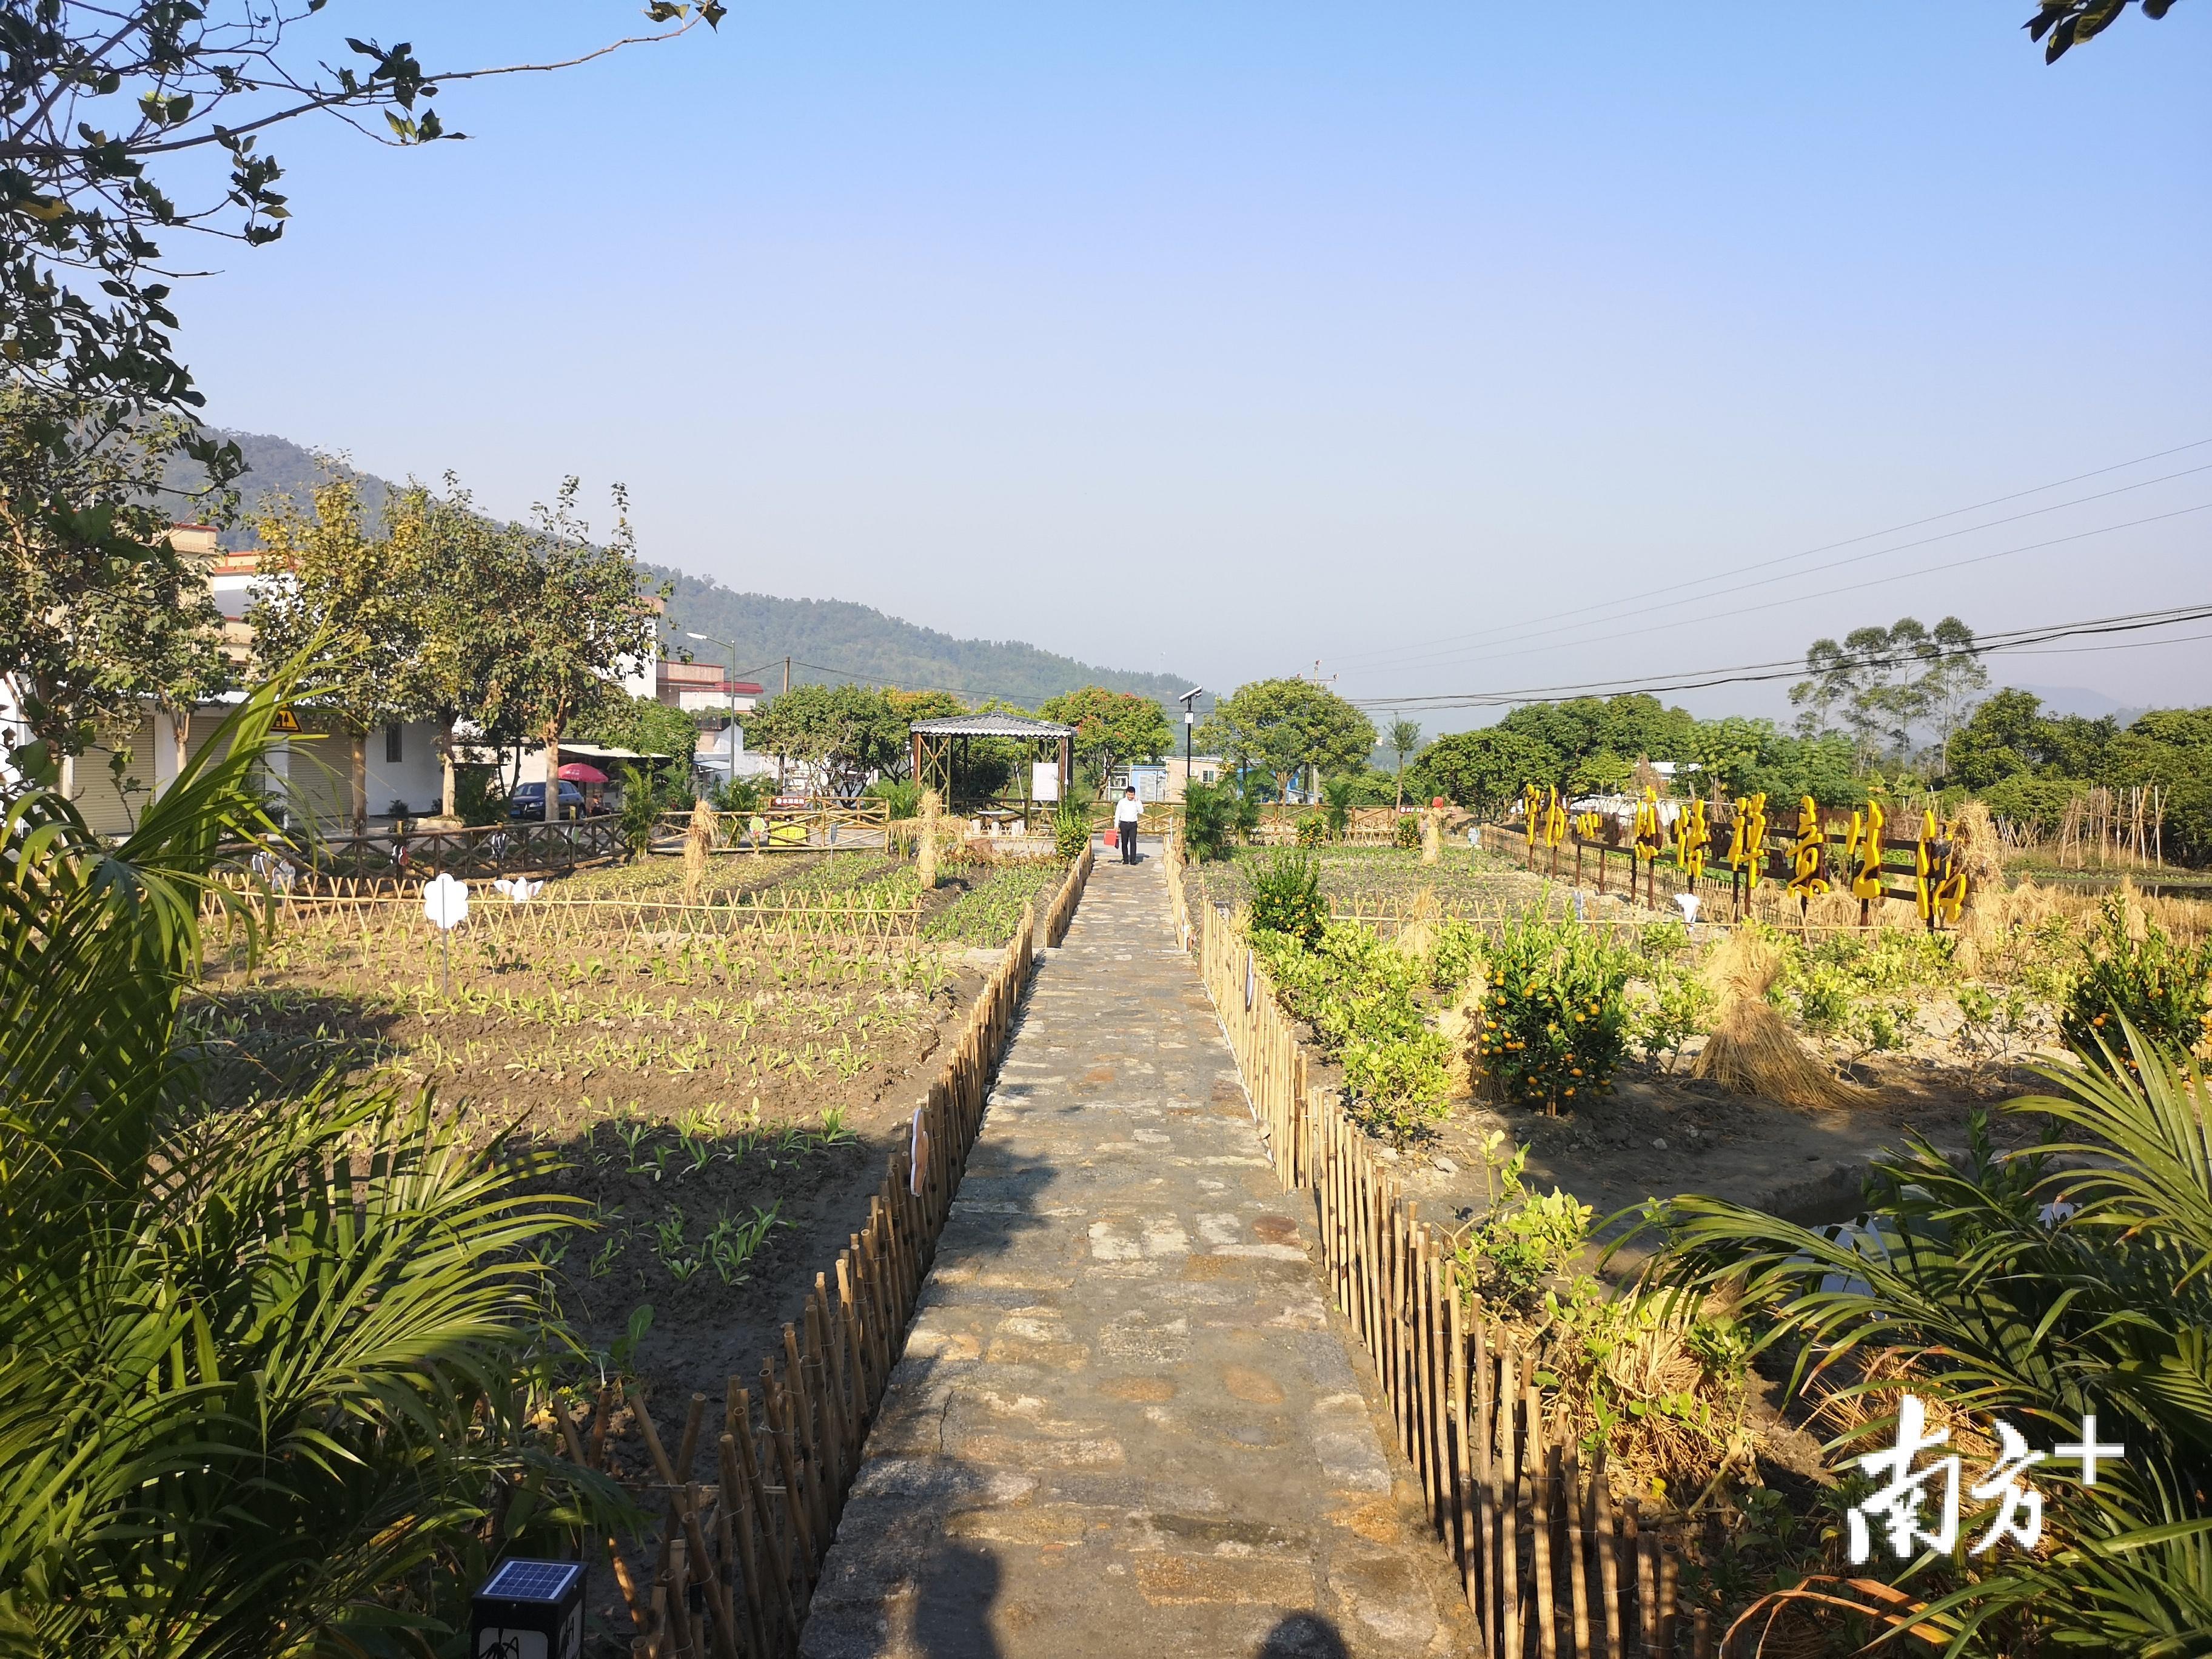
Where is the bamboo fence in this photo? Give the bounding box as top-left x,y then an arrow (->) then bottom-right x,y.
223,882 -> 933,946
1167,836 -> 1704,1658
550,916 -> 1037,1658
525,850 -> 1094,1657
654,802 -> 893,855
2054,785 -> 2167,869
1042,842 -> 1095,948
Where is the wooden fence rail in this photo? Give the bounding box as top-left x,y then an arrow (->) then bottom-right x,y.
1168,834 -> 1706,1658
551,914 -> 1039,1658
1479,820 -> 1959,928
220,815 -> 631,885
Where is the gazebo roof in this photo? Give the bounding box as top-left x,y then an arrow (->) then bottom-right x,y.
909,715 -> 1075,740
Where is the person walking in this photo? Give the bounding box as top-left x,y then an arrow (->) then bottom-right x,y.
1114,785 -> 1143,864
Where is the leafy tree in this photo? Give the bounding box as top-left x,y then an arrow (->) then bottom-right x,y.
388,475 -> 535,819
1407,726 -> 1556,814
0,386 -> 232,786
1201,678 -> 1375,802
742,683 -> 904,797
1039,686 -> 1172,798
1387,717 -> 1423,809
247,471 -> 438,833
1,4 -> 718,423
1949,687 -> 2054,791
1788,615 -> 1981,767
2025,0 -> 2182,62
571,693 -> 700,768
472,481 -> 663,824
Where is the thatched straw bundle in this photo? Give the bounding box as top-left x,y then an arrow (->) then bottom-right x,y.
1396,885 -> 1441,959
1419,808 -> 1443,865
917,789 -> 942,891
1435,962 -> 1490,1098
682,797 -> 717,903
1692,927 -> 1863,1110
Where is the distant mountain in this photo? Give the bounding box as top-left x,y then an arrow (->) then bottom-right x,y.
2011,683 -> 2151,726
650,569 -> 1194,708
179,429 -> 394,545
195,429 -> 1195,710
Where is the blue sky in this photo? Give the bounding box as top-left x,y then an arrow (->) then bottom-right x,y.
178,3 -> 2210,725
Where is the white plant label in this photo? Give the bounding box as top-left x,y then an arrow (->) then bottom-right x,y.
909,1106 -> 931,1198
423,872 -> 469,931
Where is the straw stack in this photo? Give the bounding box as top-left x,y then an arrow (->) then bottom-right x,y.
917,789 -> 941,891
1692,927 -> 1861,1110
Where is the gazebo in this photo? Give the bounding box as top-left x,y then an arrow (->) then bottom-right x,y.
909,715 -> 1075,820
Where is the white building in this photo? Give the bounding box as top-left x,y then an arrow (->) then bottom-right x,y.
11,528 -> 666,838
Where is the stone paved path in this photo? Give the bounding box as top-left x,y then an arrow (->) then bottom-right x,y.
800,853 -> 1473,1659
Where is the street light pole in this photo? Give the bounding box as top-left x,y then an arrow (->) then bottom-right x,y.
685,631 -> 740,799
1178,686 -> 1204,802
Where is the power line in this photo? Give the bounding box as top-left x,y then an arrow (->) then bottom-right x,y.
1341,463 -> 2212,679
1347,601 -> 2212,712
1329,436 -> 2212,673
1347,501 -> 2211,689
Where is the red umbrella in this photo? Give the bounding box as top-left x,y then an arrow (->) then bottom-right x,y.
558,761 -> 609,783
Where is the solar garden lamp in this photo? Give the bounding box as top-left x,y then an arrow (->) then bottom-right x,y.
422,871 -> 469,997
470,1557 -> 585,1659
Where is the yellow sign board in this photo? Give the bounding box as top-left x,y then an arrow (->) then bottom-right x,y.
271,708 -> 301,733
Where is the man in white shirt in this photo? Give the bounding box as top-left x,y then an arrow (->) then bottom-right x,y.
1114,786 -> 1143,865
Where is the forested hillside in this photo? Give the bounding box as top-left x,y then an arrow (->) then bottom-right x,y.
194,431 -> 1191,707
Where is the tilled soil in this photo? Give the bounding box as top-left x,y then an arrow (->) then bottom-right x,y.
193,937 -> 1000,1484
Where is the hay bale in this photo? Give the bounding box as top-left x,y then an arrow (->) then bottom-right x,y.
1692,927 -> 1863,1111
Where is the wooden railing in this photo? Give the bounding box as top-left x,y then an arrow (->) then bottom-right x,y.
1165,835 -> 1708,1657
1480,819 -> 1962,926
231,815 -> 631,884
551,917 -> 1039,1658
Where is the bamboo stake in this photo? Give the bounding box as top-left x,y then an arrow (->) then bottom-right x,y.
1498,1346 -> 1522,1659
1595,1453 -> 1623,1659
729,1392 -> 798,1642
665,1538 -> 696,1659
1449,1272 -> 1476,1611
1473,1309 -> 1496,1638
1632,1506 -> 1656,1657
1566,1441 -> 1591,1659
1532,1405 -> 1557,1659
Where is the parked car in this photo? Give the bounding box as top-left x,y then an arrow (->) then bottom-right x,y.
508,781 -> 585,821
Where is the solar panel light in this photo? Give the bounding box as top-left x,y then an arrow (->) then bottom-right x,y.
470,1558 -> 585,1659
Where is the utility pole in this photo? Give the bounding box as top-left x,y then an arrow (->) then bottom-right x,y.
783,657 -> 791,695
